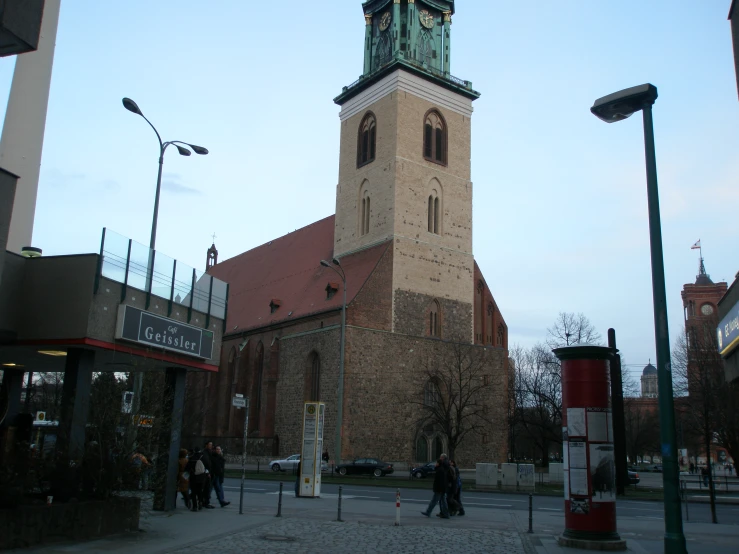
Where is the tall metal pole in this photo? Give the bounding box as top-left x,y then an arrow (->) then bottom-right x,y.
608,329 -> 627,496
335,272 -> 347,466
239,397 -> 250,515
150,151 -> 165,251
641,103 -> 687,553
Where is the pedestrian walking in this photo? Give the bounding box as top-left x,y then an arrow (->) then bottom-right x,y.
177,449 -> 191,509
186,446 -> 209,511
201,441 -> 215,508
450,459 -> 465,516
211,446 -> 231,507
420,458 -> 449,519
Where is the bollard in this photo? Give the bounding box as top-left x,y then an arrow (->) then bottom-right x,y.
276,481 -> 283,517
337,485 -> 344,522
528,493 -> 533,533
682,481 -> 689,522
395,488 -> 400,526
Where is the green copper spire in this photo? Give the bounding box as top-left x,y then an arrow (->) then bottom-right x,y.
336,1 -> 477,105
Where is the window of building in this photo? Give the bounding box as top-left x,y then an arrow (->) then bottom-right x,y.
415,436 -> 429,462
486,303 -> 494,345
427,194 -> 441,234
357,112 -> 376,167
326,282 -> 339,300
497,324 -> 505,347
305,352 -> 320,402
252,342 -> 264,432
423,110 -> 447,165
428,299 -> 441,337
360,189 -> 371,236
424,380 -> 441,408
433,436 -> 443,460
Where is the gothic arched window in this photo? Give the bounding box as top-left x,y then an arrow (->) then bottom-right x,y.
428,300 -> 441,338
428,193 -> 440,234
423,109 -> 447,165
376,31 -> 392,68
305,352 -> 320,402
252,342 -> 264,432
416,436 -> 429,462
357,112 -> 377,168
360,187 -> 371,236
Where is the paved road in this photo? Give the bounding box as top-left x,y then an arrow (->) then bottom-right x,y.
222,477 -> 739,526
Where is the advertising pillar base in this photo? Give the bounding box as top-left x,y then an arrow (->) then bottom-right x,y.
558,534 -> 626,551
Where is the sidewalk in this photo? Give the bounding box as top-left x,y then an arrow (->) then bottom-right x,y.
13,491 -> 739,554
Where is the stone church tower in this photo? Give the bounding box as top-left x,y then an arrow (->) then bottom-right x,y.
189,0 -> 509,467
333,0 -> 478,342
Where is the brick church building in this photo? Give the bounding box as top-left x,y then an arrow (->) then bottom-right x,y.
185,0 -> 510,467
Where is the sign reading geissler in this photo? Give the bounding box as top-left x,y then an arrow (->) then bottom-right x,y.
554,345 -> 623,547
116,305 -> 214,359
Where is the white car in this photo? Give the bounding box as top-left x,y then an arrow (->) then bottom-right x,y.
269,454 -> 329,472
270,454 -> 301,472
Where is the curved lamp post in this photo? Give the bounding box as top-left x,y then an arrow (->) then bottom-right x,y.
122,97 -> 208,251
320,258 -> 346,466
591,83 -> 687,554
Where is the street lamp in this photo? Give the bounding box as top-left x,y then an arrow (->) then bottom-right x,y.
320,258 -> 346,466
121,97 -> 208,251
591,83 -> 687,554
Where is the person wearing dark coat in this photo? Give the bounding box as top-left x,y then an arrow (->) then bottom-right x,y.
420,458 -> 449,518
450,459 -> 465,516
211,446 -> 230,507
186,446 -> 208,511
201,441 -> 215,508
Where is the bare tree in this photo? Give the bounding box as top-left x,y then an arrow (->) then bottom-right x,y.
409,342 -> 497,461
672,321 -> 726,524
546,312 -> 603,349
515,344 -> 562,466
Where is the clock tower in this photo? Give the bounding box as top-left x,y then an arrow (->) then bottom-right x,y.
333,0 -> 480,341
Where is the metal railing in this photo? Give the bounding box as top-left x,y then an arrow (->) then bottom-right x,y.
97,228 -> 228,322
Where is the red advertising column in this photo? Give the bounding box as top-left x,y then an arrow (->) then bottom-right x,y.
553,345 -> 626,551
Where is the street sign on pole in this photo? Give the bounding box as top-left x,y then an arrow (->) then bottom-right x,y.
232,395 -> 246,408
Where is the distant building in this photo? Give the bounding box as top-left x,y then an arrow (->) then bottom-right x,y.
640,363 -> 657,398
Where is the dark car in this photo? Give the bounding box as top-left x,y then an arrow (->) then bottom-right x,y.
627,470 -> 640,485
336,458 -> 394,477
411,462 -> 436,479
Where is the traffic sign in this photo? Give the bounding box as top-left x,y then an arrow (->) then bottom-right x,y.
232,395 -> 246,408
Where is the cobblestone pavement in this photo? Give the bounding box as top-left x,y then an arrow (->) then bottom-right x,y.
168,517 -> 527,554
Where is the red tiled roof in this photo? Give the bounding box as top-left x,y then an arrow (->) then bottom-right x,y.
208,215 -> 390,336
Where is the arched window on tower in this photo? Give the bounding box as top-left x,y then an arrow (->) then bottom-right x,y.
305,352 -> 320,402
427,190 -> 441,234
360,188 -> 371,236
428,299 -> 441,338
357,112 -> 376,167
415,436 -> 429,462
423,110 -> 447,165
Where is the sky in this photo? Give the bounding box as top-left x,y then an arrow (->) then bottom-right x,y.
1,1 -> 737,382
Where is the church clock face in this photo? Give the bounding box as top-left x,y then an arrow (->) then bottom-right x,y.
419,9 -> 435,29
379,12 -> 392,32
701,304 -> 714,316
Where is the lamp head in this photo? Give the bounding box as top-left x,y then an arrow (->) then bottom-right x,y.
122,97 -> 142,116
332,258 -> 341,266
590,83 -> 658,123
320,260 -> 330,268
189,144 -> 209,155
175,144 -> 192,156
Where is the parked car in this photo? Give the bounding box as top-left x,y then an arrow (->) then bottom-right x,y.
270,454 -> 301,472
627,470 -> 640,485
411,462 -> 436,479
651,464 -> 663,473
269,454 -> 328,472
336,458 -> 394,477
